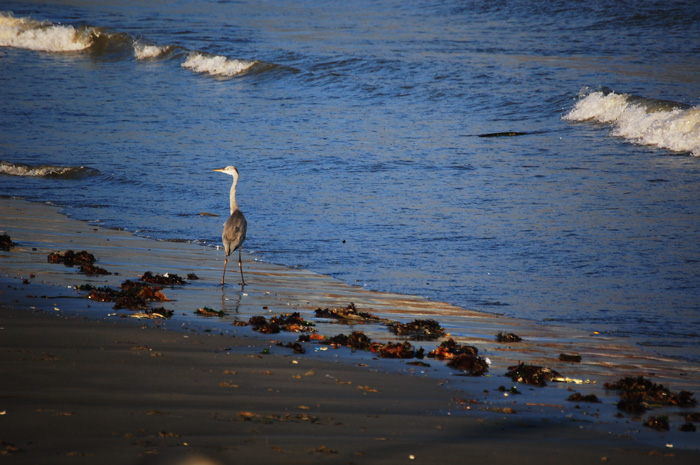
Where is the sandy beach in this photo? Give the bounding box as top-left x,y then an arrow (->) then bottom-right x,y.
2,198 -> 700,464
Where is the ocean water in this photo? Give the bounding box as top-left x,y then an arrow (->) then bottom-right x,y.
1,0 -> 699,362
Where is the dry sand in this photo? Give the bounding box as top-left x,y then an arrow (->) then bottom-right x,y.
2,198 -> 700,464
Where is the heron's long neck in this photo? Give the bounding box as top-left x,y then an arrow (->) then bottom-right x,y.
229,178 -> 239,214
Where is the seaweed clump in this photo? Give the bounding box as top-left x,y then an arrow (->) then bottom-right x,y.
376,342 -> 424,359
314,303 -> 381,322
644,415 -> 670,431
141,271 -> 187,285
496,332 -> 522,343
427,338 -> 479,360
48,250 -> 96,267
559,353 -> 582,363
1,233 -> 16,251
389,319 -> 445,340
505,363 -> 561,386
325,331 -> 373,351
77,280 -> 169,310
249,313 -> 315,334
48,250 -> 111,275
604,376 -> 696,413
567,392 -> 601,403
322,331 -> 424,359
447,354 -> 489,376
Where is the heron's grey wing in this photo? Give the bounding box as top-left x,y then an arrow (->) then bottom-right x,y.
222,210 -> 247,256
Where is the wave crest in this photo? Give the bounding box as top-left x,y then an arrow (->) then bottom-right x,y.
133,41 -> 173,60
181,53 -> 255,77
564,89 -> 700,156
0,161 -> 98,179
1,12 -> 264,80
0,12 -> 94,52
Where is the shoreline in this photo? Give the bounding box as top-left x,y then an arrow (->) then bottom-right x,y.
2,197 -> 700,463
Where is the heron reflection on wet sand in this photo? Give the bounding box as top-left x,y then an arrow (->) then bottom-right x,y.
214,166 -> 247,286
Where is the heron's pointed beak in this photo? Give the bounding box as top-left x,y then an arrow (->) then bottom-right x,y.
213,168 -> 224,173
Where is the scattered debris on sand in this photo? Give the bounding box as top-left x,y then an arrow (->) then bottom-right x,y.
604,376 -> 696,413
389,319 -> 445,340
496,332 -> 522,343
0,233 -> 16,251
505,363 -> 561,386
123,307 -> 174,319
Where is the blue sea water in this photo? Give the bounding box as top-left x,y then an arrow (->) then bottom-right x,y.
1,0 -> 700,362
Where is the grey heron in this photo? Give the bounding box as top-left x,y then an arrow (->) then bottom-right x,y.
214,166 -> 247,286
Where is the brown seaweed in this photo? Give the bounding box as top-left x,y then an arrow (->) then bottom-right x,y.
604,376 -> 696,413
567,392 -> 601,403
559,353 -> 582,363
141,271 -> 187,285
250,312 -> 315,334
0,233 -> 16,251
47,250 -> 96,267
195,307 -> 225,317
505,362 -> 561,386
447,354 -> 489,376
314,303 -> 381,322
322,331 -> 424,359
376,341 -> 424,359
427,338 -> 478,359
79,263 -> 111,275
324,331 -> 373,351
680,422 -> 697,432
76,280 -> 169,310
496,332 -> 522,343
389,319 -> 445,340
644,415 -> 670,431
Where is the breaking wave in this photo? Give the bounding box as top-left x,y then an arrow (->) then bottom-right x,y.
0,161 -> 98,179
133,41 -> 173,60
181,53 -> 255,77
0,11 -> 94,52
0,11 -> 260,78
564,88 -> 700,156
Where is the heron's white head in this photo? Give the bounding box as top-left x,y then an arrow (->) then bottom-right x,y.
214,166 -> 239,177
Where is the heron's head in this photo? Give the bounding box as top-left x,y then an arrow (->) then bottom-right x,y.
214,166 -> 239,177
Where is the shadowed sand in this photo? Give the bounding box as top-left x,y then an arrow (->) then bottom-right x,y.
2,198 -> 700,464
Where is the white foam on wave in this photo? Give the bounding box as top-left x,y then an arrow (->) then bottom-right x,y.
181,53 -> 254,77
564,90 -> 700,156
133,42 -> 168,60
0,12 -> 93,52
0,161 -> 92,178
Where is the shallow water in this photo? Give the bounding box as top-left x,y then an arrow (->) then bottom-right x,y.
2,0 -> 700,362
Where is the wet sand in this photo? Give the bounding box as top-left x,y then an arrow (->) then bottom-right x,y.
1,198 -> 700,464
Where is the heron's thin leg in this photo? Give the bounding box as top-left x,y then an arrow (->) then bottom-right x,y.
238,247 -> 246,287
221,257 -> 228,286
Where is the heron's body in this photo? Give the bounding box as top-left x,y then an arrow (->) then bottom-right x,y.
214,166 -> 247,286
